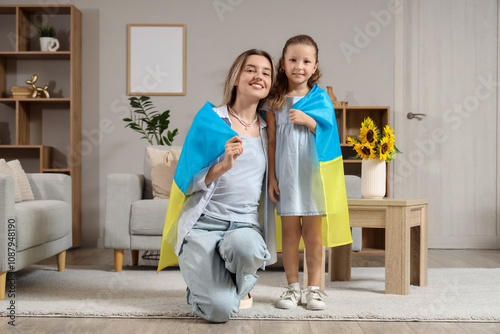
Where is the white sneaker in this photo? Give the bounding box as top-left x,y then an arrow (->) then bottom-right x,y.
276,287 -> 301,309
304,288 -> 326,310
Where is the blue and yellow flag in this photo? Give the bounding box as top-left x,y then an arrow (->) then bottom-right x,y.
274,84 -> 352,251
158,102 -> 237,272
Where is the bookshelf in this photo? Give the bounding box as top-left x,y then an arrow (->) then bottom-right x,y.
0,5 -> 82,246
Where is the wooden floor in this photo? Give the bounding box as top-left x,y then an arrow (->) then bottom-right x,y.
2,248 -> 500,334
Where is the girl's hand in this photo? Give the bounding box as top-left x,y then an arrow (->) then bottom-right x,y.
268,177 -> 280,203
289,109 -> 309,125
221,136 -> 243,171
289,108 -> 317,134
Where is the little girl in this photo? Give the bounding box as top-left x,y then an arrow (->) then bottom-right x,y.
265,35 -> 351,310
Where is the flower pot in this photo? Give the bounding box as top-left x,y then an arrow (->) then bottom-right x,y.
39,37 -> 60,52
361,158 -> 386,199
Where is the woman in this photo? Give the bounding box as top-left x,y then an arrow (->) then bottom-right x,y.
158,49 -> 277,323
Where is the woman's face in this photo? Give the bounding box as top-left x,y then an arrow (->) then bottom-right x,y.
234,55 -> 272,102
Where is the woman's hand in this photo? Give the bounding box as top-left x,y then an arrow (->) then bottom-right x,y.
289,109 -> 317,134
268,177 -> 280,203
205,136 -> 243,185
221,136 -> 243,172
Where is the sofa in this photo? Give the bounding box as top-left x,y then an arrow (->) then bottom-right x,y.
0,172 -> 72,300
104,146 -> 362,272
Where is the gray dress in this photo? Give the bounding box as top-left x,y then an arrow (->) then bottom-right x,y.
269,96 -> 326,216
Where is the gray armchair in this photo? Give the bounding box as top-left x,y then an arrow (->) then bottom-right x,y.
0,173 -> 72,299
104,146 -> 180,272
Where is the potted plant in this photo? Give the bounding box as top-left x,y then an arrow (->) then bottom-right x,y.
124,96 -> 179,146
347,117 -> 401,198
38,25 -> 56,38
38,25 -> 59,52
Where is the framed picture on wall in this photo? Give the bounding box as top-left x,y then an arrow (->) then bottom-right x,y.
127,24 -> 186,95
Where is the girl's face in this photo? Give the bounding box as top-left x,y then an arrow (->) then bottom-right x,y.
234,55 -> 273,102
282,44 -> 318,88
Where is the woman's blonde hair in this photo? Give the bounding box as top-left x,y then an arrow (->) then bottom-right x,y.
220,49 -> 275,110
267,35 -> 322,111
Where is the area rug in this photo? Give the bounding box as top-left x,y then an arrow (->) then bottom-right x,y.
1,265 -> 499,321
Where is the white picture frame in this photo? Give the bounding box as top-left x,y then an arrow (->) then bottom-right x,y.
127,24 -> 186,96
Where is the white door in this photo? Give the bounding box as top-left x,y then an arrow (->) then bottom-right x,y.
394,0 -> 499,248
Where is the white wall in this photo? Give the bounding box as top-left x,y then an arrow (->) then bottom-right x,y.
1,0 -> 396,246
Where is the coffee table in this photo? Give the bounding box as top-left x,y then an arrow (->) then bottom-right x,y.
329,198 -> 429,295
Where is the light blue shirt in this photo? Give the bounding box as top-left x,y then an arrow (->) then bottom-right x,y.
203,134 -> 265,225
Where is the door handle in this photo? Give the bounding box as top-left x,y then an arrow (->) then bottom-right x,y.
407,112 -> 426,120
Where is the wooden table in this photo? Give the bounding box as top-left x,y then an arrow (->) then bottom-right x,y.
329,198 -> 429,295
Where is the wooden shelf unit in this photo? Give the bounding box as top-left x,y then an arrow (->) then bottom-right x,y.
0,5 -> 82,247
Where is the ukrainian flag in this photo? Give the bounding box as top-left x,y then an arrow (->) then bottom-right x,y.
274,84 -> 352,251
158,102 -> 238,272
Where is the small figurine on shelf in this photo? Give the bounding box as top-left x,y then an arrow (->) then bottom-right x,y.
26,75 -> 50,98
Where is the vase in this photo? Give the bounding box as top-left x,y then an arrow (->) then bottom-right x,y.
361,158 -> 386,199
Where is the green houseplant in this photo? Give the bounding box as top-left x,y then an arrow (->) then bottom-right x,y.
38,25 -> 56,38
124,96 -> 179,146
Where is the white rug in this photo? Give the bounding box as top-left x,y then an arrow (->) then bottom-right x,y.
1,265 -> 499,321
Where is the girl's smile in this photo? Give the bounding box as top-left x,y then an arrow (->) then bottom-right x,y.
282,44 -> 318,93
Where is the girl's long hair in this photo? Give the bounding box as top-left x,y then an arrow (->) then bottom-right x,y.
267,35 -> 322,111
220,49 -> 275,110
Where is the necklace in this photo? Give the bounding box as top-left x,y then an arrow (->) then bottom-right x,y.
228,106 -> 258,130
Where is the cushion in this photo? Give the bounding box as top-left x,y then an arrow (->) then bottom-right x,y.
146,146 -> 181,199
0,159 -> 22,203
7,159 -> 34,201
130,199 -> 169,235
15,199 -> 71,251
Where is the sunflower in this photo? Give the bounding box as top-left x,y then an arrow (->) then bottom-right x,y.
346,136 -> 358,146
382,125 -> 395,144
347,118 -> 401,161
359,117 -> 379,147
378,136 -> 394,161
353,142 -> 377,160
